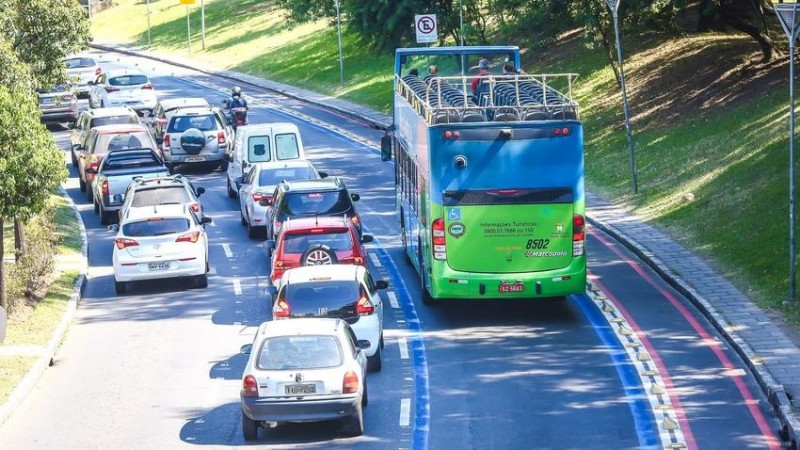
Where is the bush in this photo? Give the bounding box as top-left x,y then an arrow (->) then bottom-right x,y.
4,210 -> 58,314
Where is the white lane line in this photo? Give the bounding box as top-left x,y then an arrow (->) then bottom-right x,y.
398,337 -> 409,359
232,278 -> 242,296
222,243 -> 233,258
387,291 -> 400,309
369,253 -> 382,267
399,398 -> 411,427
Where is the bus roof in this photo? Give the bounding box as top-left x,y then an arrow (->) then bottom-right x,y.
395,46 -> 520,57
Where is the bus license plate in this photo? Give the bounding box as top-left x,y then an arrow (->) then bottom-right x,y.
498,282 -> 524,293
286,384 -> 316,395
148,262 -> 170,271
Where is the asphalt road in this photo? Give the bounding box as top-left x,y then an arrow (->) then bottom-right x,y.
0,51 -> 786,450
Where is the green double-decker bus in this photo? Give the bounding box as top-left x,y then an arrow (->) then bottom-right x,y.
381,46 -> 586,303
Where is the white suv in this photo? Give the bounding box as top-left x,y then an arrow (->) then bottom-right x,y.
109,203 -> 211,294
88,68 -> 158,114
265,264 -> 387,371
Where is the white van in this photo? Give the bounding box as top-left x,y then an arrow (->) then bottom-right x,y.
226,123 -> 306,198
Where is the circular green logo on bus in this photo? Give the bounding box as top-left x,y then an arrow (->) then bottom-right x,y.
448,222 -> 466,239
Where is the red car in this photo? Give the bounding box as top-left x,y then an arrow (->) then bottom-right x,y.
266,216 -> 373,286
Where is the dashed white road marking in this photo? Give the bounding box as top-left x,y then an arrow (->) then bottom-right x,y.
399,398 -> 411,427
398,337 -> 409,359
369,253 -> 382,268
232,278 -> 242,296
387,291 -> 400,309
222,243 -> 233,258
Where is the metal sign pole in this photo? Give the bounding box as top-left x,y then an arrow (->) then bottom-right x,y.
201,0 -> 206,50
187,4 -> 192,54
605,0 -> 638,194
336,0 -> 344,85
774,1 -> 800,303
146,0 -> 152,46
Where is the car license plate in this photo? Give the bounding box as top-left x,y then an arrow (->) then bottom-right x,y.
285,384 -> 316,395
186,156 -> 205,162
498,282 -> 524,293
148,262 -> 170,271
40,97 -> 55,105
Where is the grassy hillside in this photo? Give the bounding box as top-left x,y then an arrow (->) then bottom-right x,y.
91,0 -> 800,323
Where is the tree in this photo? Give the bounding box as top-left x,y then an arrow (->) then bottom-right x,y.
697,0 -> 777,62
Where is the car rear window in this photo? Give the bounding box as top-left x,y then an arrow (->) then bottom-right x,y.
108,75 -> 149,86
95,131 -> 152,155
131,186 -> 192,207
259,167 -> 317,187
168,114 -> 219,132
280,191 -> 353,220
65,57 -> 96,69
123,218 -> 189,237
275,133 -> 300,160
257,335 -> 342,370
103,151 -> 161,171
282,230 -> 352,253
283,280 -> 360,322
92,115 -> 139,127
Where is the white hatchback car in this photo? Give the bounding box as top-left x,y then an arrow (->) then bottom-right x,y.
240,318 -> 368,440
237,160 -> 324,238
110,204 -> 211,294
88,68 -> 158,114
265,264 -> 387,372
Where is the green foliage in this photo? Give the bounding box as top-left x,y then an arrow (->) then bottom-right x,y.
0,37 -> 33,91
4,211 -> 57,313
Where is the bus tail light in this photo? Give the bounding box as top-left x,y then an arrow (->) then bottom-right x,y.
432,218 -> 446,260
572,214 -> 585,257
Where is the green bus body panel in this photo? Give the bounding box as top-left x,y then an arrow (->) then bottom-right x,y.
444,203 -> 574,273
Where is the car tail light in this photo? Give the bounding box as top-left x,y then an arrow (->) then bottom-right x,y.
252,192 -> 264,202
94,67 -> 102,75
242,375 -> 259,398
89,155 -> 101,172
157,118 -> 168,126
141,82 -> 153,90
353,256 -> 364,265
217,131 -> 225,144
101,180 -> 109,196
573,214 -> 585,257
104,86 -> 119,93
351,215 -> 360,225
356,296 -> 374,315
115,238 -> 139,249
343,371 -> 359,394
162,134 -> 170,148
273,298 -> 291,318
190,203 -> 201,213
175,231 -> 200,243
432,218 -> 446,260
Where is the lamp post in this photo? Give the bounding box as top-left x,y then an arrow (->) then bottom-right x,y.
146,0 -> 152,46
335,0 -> 344,85
201,0 -> 206,50
459,0 -> 464,46
604,0 -> 638,194
773,0 -> 800,303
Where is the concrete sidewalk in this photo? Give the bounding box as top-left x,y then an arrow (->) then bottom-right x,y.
90,42 -> 800,447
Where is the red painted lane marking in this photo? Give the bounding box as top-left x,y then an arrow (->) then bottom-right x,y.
592,231 -> 781,450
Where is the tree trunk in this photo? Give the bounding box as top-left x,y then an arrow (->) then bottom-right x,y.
723,12 -> 776,62
0,217 -> 6,311
593,9 -> 621,87
14,219 -> 26,260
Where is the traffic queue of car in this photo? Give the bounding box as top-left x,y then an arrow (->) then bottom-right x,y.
62,58 -> 386,440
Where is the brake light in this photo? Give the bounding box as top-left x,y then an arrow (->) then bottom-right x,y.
141,82 -> 153,90
115,238 -> 139,249
252,192 -> 264,202
217,131 -> 225,144
163,134 -> 170,148
273,297 -> 291,318
342,371 -> 359,394
573,214 -> 585,257
356,296 -> 374,315
190,203 -> 201,213
354,256 -> 364,265
104,86 -> 119,93
89,155 -> 101,171
101,180 -> 109,196
175,231 -> 200,243
432,218 -> 446,260
351,215 -> 360,225
242,375 -> 259,398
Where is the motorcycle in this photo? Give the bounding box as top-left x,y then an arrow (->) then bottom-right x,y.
222,98 -> 248,130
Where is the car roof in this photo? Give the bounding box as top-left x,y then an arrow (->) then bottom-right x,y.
124,204 -> 190,222
237,123 -> 300,136
171,106 -> 219,116
257,317 -> 344,337
283,216 -> 350,232
91,124 -> 149,134
283,265 -> 363,284
281,178 -> 342,192
133,176 -> 190,188
104,68 -> 148,78
159,98 -> 209,110
84,107 -> 137,118
253,160 -> 316,171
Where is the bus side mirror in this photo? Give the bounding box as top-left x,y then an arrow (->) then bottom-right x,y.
380,134 -> 392,162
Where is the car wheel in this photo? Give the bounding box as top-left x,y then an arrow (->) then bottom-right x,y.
227,179 -> 237,199
165,162 -> 174,175
70,151 -> 78,167
219,160 -> 229,172
342,404 -> 364,437
114,281 -> 127,295
195,274 -> 208,289
367,343 -> 382,372
247,221 -> 258,239
241,411 -> 259,441
86,187 -> 93,202
240,210 -> 247,226
93,200 -> 100,214
79,176 -> 86,192
361,379 -> 368,407
301,244 -> 338,266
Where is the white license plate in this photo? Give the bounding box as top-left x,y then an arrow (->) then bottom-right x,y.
148,262 -> 170,271
186,156 -> 205,162
40,97 -> 55,105
285,384 -> 316,395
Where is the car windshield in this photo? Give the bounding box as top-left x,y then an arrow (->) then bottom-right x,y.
108,75 -> 149,86
283,280 -> 360,322
275,133 -> 300,160
257,335 -> 342,370
37,85 -> 71,94
95,131 -> 153,155
102,150 -> 160,171
123,218 -> 189,237
131,186 -> 192,207
92,115 -> 139,127
281,191 -> 352,219
259,167 -> 317,187
282,230 -> 353,253
168,114 -> 218,132
64,57 -> 96,69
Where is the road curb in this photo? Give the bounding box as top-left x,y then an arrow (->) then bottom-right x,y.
0,186 -> 88,429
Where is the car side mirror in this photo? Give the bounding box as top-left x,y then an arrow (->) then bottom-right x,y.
361,234 -> 374,244
112,193 -> 124,203
259,198 -> 272,207
356,340 -> 371,350
241,343 -> 252,355
201,216 -> 213,225
380,133 -> 392,162
195,187 -> 206,196
350,193 -> 360,202
71,143 -> 82,152
265,285 -> 278,297
375,280 -> 389,290
107,224 -> 120,232
235,176 -> 245,185
318,171 -> 328,179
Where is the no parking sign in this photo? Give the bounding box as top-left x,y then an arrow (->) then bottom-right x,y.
415,14 -> 438,44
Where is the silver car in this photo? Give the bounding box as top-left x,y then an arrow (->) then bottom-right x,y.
38,85 -> 79,127
161,107 -> 233,172
64,55 -> 101,99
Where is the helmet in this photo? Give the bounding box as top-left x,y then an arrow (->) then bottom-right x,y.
232,86 -> 242,97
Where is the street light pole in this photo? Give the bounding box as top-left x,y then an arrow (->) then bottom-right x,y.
459,0 -> 464,46
774,0 -> 800,303
146,0 -> 152,46
201,0 -> 206,50
187,4 -> 192,54
605,0 -> 638,194
335,0 -> 344,85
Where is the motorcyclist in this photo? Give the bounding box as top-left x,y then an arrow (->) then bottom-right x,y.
229,86 -> 248,109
